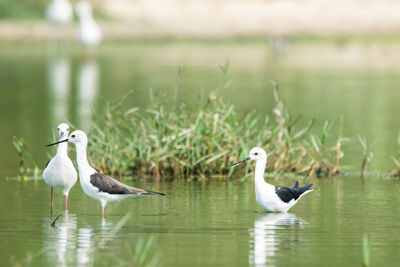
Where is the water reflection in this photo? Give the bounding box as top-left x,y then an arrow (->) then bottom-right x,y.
46,46 -> 99,131
43,214 -> 115,266
77,59 -> 99,131
249,213 -> 303,266
46,56 -> 71,125
72,220 -> 113,265
76,227 -> 93,265
43,213 -> 77,266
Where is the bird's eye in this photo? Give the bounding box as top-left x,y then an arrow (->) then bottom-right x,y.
255,152 -> 258,155
71,135 -> 75,138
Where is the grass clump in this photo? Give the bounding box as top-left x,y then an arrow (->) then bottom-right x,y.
12,136 -> 40,179
358,136 -> 376,178
87,71 -> 346,179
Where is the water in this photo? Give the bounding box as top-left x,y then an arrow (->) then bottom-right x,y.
1,177 -> 399,266
1,40 -> 400,266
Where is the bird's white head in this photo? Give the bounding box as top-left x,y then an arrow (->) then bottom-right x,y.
231,147 -> 267,167
249,147 -> 267,161
46,129 -> 88,148
57,123 -> 70,139
68,130 -> 88,146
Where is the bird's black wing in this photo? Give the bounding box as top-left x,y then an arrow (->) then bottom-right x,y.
90,173 -> 165,196
275,182 -> 313,203
275,186 -> 302,203
44,160 -> 50,169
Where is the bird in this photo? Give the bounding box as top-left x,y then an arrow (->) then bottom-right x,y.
43,123 -> 77,214
46,0 -> 73,25
47,130 -> 165,219
75,1 -> 102,47
231,147 -> 313,212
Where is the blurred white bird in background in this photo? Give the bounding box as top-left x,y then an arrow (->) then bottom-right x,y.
46,0 -> 73,24
75,1 -> 102,47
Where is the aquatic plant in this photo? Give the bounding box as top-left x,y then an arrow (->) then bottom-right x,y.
260,86 -> 347,178
87,71 -> 346,179
358,135 -> 375,178
362,234 -> 371,267
12,136 -> 40,179
119,236 -> 162,267
390,132 -> 400,177
93,213 -> 162,267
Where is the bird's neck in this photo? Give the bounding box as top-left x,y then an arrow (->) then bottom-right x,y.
56,140 -> 68,156
254,159 -> 267,187
75,143 -> 92,175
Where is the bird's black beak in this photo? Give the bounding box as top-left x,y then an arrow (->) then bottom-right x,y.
230,157 -> 250,167
46,139 -> 69,147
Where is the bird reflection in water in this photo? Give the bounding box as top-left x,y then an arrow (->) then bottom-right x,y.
47,55 -> 71,126
43,214 -> 117,265
77,59 -> 99,132
43,213 -> 77,266
249,213 -> 304,266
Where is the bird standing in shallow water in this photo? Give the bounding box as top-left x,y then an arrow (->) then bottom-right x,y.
75,1 -> 102,47
43,123 -> 77,214
47,130 -> 165,219
46,0 -> 73,25
231,147 -> 313,212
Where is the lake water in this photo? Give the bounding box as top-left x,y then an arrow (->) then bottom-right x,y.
1,40 -> 400,266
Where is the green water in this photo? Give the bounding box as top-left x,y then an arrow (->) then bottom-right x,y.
1,40 -> 400,266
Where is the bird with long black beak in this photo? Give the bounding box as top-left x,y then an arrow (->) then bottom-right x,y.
43,123 -> 77,214
47,130 -> 165,219
231,147 -> 313,212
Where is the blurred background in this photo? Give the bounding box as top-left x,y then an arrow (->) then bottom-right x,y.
2,2 -> 400,267
2,0 -> 400,175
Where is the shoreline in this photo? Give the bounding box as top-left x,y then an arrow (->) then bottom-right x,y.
2,20 -> 400,42
3,1 -> 400,41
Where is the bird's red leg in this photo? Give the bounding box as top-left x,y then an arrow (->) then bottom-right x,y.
50,187 -> 53,216
102,207 -> 105,220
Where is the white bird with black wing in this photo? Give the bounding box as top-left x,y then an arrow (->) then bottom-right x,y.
231,147 -> 313,212
43,123 -> 77,213
47,130 -> 165,219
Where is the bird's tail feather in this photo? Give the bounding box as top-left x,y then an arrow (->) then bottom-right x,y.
300,184 -> 313,194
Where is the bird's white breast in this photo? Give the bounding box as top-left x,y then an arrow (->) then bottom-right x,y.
43,154 -> 77,194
